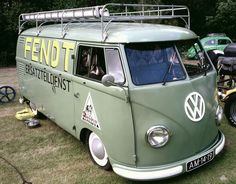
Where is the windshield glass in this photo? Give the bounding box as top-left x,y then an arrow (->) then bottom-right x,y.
125,42 -> 186,85
184,39 -> 212,77
125,40 -> 212,85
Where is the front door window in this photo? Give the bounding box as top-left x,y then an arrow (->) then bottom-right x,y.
76,46 -> 106,81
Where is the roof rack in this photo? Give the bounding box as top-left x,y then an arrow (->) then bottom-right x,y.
19,3 -> 190,41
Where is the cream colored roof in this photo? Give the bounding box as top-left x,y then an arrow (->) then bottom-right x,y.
21,22 -> 198,43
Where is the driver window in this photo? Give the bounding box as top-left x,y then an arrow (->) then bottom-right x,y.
76,46 -> 106,81
105,48 -> 125,84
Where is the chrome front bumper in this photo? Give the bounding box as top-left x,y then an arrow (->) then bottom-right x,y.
112,131 -> 225,180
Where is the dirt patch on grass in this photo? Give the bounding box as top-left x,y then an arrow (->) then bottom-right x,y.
0,67 -> 19,90
0,105 -> 22,118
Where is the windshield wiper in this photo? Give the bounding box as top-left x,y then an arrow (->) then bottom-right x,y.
162,62 -> 173,86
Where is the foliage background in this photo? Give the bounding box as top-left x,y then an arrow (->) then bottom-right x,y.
0,0 -> 235,67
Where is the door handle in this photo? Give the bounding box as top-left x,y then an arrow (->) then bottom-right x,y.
74,92 -> 80,98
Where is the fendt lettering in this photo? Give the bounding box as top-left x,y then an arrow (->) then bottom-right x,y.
24,37 -> 75,72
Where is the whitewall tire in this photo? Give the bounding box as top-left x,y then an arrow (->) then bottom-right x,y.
88,132 -> 111,170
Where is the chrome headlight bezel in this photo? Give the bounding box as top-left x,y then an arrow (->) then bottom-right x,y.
146,126 -> 170,148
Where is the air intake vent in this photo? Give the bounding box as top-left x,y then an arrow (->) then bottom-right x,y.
18,36 -> 25,44
17,62 -> 25,81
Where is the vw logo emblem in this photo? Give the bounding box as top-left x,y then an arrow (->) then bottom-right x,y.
185,92 -> 205,122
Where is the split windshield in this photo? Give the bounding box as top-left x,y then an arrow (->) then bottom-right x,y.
125,40 -> 212,85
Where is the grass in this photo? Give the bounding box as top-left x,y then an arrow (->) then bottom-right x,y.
0,99 -> 127,184
1,100 -> 236,184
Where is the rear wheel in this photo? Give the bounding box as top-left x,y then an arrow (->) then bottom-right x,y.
87,132 -> 111,170
224,94 -> 236,127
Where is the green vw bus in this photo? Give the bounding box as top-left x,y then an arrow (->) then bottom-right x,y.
16,4 -> 225,180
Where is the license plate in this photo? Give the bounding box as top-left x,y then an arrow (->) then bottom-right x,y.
186,151 -> 215,172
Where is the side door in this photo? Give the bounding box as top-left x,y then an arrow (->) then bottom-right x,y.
71,45 -> 136,165
43,39 -> 76,135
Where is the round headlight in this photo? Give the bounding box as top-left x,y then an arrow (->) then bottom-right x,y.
216,105 -> 223,125
146,126 -> 170,148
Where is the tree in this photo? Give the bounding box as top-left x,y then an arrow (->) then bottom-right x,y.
161,0 -> 217,37
0,0 -> 32,66
207,0 -> 236,40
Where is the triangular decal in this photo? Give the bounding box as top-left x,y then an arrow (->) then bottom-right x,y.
81,93 -> 100,129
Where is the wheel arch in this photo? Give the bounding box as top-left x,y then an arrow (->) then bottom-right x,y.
79,128 -> 91,144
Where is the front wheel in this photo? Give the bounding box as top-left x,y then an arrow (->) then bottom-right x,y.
87,132 -> 111,170
224,94 -> 236,127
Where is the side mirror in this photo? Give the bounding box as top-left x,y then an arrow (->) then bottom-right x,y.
101,74 -> 115,87
102,74 -> 130,103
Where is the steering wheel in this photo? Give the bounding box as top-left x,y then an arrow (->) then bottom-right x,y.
0,86 -> 16,103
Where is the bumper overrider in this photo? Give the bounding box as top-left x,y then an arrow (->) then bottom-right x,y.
112,131 -> 225,181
